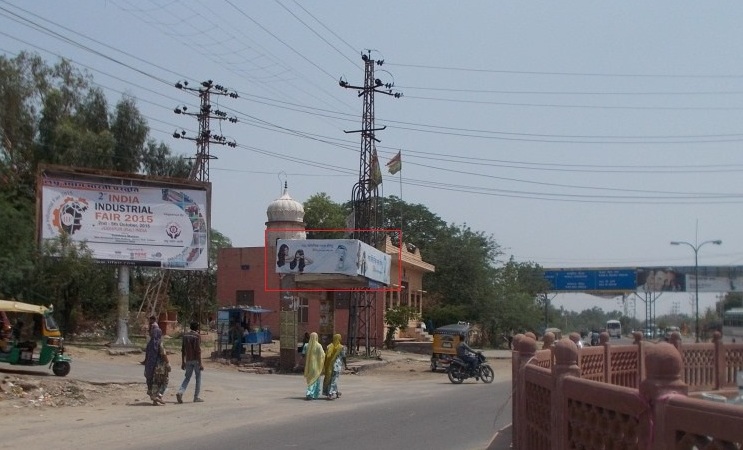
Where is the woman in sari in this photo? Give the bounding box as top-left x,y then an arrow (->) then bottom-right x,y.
322,333 -> 347,400
144,325 -> 170,405
303,332 -> 325,400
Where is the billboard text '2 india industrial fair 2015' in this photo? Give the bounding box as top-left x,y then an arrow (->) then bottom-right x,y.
39,167 -> 210,270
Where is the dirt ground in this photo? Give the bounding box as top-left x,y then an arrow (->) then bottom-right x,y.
0,341 -> 511,411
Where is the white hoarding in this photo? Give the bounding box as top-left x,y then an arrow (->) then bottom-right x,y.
276,239 -> 391,285
40,175 -> 209,269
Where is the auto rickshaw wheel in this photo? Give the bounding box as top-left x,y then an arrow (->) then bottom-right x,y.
479,364 -> 494,384
52,361 -> 70,377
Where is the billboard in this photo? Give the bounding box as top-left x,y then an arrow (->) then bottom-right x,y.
636,268 -> 686,292
275,238 -> 391,286
38,166 -> 210,269
544,269 -> 636,291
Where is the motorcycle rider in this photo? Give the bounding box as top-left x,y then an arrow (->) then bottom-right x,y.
456,333 -> 478,373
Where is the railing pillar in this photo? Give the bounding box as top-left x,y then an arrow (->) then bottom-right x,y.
639,342 -> 688,450
511,334 -> 537,450
551,338 -> 581,450
511,333 -> 527,450
600,331 -> 610,383
713,331 -> 724,390
633,331 -> 645,386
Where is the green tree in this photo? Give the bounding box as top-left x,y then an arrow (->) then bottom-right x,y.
141,139 -> 191,178
0,193 -> 36,298
110,96 -> 148,173
302,193 -> 349,239
379,196 -> 446,250
167,229 -> 233,325
424,223 -> 501,313
30,234 -> 116,334
383,305 -> 418,349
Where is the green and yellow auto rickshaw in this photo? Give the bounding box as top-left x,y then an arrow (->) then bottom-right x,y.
0,299 -> 71,376
430,322 -> 471,372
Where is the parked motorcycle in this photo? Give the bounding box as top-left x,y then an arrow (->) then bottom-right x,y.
446,352 -> 494,384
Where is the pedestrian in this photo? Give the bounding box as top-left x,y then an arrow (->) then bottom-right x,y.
303,332 -> 325,400
144,324 -> 170,405
322,333 -> 347,400
176,321 -> 204,404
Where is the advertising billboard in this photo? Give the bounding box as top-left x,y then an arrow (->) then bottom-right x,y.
38,166 -> 210,269
275,238 -> 391,286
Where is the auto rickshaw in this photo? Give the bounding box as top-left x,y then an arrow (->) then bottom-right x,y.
430,322 -> 471,372
0,299 -> 71,376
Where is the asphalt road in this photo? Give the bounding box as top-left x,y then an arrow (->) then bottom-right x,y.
0,356 -> 512,450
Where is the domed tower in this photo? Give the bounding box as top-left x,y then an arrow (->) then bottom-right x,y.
266,181 -> 305,238
266,182 -> 306,270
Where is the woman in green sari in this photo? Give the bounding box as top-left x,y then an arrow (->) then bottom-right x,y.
322,334 -> 347,400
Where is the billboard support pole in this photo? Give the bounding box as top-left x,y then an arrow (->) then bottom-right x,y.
113,265 -> 133,346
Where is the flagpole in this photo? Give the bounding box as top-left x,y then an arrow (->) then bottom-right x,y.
398,150 -> 403,239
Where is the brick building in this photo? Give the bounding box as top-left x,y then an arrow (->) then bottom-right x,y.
216,184 -> 434,367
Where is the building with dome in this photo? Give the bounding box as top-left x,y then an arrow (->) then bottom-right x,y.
216,183 -> 435,369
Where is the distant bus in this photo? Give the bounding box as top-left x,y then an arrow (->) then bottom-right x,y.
606,320 -> 622,339
722,308 -> 743,343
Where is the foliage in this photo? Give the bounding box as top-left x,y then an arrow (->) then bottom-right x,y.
717,292 -> 743,313
0,52 -> 219,334
166,229 -> 233,325
30,234 -> 117,334
302,193 -> 349,239
379,196 -> 446,250
383,305 -> 419,349
0,193 -> 36,298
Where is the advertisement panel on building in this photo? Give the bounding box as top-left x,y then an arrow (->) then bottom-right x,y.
275,238 -> 391,285
38,166 -> 210,269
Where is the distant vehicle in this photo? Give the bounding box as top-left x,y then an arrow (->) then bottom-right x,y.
723,308 -> 743,343
664,326 -> 680,339
606,320 -> 622,339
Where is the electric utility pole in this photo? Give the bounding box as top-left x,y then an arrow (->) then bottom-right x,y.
340,51 -> 401,356
173,79 -> 238,182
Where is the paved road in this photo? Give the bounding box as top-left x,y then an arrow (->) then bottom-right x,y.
0,351 -> 513,450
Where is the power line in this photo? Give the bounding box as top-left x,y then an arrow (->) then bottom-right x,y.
386,62 -> 743,79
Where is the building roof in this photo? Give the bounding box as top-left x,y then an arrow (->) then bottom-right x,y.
266,183 -> 304,223
383,236 -> 435,273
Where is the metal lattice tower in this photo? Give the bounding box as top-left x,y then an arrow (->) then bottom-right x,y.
173,79 -> 238,182
138,80 -> 238,325
340,51 -> 401,356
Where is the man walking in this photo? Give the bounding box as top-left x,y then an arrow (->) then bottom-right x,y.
176,321 -> 204,403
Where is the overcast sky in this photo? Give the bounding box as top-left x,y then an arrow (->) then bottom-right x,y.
2,2 -> 741,317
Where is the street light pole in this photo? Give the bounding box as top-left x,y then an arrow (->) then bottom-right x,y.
670,239 -> 722,343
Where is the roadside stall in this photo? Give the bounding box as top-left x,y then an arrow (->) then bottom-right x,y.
216,305 -> 273,360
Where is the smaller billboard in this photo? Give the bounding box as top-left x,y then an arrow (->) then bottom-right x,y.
276,239 -> 391,286
636,268 -> 685,292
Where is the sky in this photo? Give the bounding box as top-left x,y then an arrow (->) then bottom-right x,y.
2,1 -> 742,317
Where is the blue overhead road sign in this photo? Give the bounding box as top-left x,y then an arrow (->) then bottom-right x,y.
544,269 -> 636,291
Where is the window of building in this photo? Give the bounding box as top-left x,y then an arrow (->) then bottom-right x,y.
298,297 -> 309,323
236,290 -> 254,306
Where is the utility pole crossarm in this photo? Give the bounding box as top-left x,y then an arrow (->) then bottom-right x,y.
173,79 -> 239,183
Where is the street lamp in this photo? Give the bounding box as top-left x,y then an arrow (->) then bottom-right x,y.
670,239 -> 722,342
